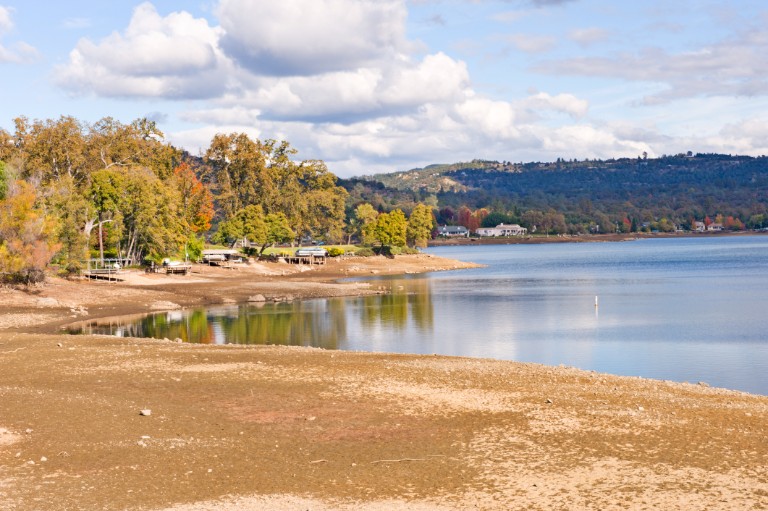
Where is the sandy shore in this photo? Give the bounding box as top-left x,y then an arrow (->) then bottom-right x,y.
1,254 -> 766,510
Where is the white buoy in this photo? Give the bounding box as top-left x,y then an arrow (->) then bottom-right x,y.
595,295 -> 599,307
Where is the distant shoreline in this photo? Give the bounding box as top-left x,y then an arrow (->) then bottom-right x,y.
427,230 -> 765,247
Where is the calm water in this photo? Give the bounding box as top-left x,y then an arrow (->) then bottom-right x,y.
68,236 -> 768,395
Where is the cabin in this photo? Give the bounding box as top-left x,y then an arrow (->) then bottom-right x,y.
475,223 -> 528,237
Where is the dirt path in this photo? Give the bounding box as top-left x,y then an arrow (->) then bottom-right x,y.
0,254 -> 766,510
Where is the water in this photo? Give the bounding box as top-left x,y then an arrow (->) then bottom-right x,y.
67,235 -> 768,395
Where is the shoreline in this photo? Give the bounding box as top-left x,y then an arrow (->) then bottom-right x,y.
427,229 -> 765,246
1,253 -> 767,510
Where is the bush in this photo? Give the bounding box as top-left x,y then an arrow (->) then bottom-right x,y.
62,262 -> 82,278
354,247 -> 375,257
327,247 -> 345,257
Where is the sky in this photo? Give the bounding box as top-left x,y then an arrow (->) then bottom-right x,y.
2,0 -> 768,178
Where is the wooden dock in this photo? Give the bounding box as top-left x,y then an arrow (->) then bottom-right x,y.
164,264 -> 192,275
82,268 -> 123,282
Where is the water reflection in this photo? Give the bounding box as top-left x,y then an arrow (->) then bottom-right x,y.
67,278 -> 434,347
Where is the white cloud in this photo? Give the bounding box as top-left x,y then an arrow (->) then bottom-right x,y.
537,25 -> 768,103
217,0 -> 410,76
506,33 -> 557,53
522,92 -> 588,118
61,17 -> 92,30
0,6 -> 12,34
191,51 -> 470,122
568,27 -> 610,46
54,2 -> 231,98
0,6 -> 38,64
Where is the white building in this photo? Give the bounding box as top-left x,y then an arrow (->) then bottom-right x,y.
475,223 -> 528,237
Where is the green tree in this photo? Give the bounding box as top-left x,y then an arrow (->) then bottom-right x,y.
354,203 -> 379,246
373,209 -> 407,248
407,203 -> 434,248
0,161 -> 7,200
205,134 -> 347,240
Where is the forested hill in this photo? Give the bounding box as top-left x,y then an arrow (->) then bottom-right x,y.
341,154 -> 768,232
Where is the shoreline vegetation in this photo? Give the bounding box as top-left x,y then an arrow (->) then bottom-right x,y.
1,251 -> 767,510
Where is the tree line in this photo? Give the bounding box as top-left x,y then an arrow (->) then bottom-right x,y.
344,154 -> 768,235
0,115 -> 436,283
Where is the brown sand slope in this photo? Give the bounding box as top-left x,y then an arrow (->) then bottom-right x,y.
0,255 -> 766,510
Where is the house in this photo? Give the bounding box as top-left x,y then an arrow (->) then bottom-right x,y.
707,223 -> 723,232
693,221 -> 706,232
437,225 -> 469,237
475,223 -> 528,237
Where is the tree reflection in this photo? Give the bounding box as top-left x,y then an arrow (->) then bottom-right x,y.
70,278 -> 434,347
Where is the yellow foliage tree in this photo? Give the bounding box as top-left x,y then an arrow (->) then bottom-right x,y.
0,180 -> 60,284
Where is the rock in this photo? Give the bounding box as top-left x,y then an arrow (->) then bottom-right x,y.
150,301 -> 181,311
698,381 -> 710,387
139,409 -> 152,416
36,297 -> 60,307
545,398 -> 553,404
40,456 -> 47,462
248,294 -> 267,303
174,338 -> 183,343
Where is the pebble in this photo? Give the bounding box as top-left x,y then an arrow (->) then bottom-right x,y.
545,398 -> 553,404
139,409 -> 152,416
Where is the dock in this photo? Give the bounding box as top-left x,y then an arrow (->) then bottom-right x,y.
82,268 -> 123,282
281,255 -> 326,265
164,264 -> 192,275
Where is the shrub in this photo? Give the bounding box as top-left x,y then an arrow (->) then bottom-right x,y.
327,247 -> 345,257
354,247 -> 375,257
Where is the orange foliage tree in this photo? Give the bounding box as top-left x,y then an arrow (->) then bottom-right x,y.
174,163 -> 214,233
0,180 -> 60,284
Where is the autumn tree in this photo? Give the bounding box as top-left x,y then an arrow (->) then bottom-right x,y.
0,179 -> 60,284
373,209 -> 407,248
407,204 -> 434,248
205,134 -> 347,240
173,163 -> 214,233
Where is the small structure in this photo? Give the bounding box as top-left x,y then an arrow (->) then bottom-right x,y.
162,259 -> 192,275
437,225 -> 469,237
82,258 -> 126,282
201,249 -> 241,265
475,223 -> 528,237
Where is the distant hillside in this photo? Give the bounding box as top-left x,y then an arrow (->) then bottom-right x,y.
340,154 -> 768,233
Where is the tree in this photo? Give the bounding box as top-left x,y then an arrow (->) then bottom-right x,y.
205,134 -> 347,239
87,168 -> 186,263
373,209 -> 407,248
0,161 -> 7,200
261,213 -> 295,255
407,204 -> 434,248
354,203 -> 379,246
0,180 -> 60,284
173,163 -> 214,233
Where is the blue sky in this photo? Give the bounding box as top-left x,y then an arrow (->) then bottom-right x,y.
2,0 -> 768,177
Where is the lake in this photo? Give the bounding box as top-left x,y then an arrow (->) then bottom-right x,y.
68,235 -> 768,395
